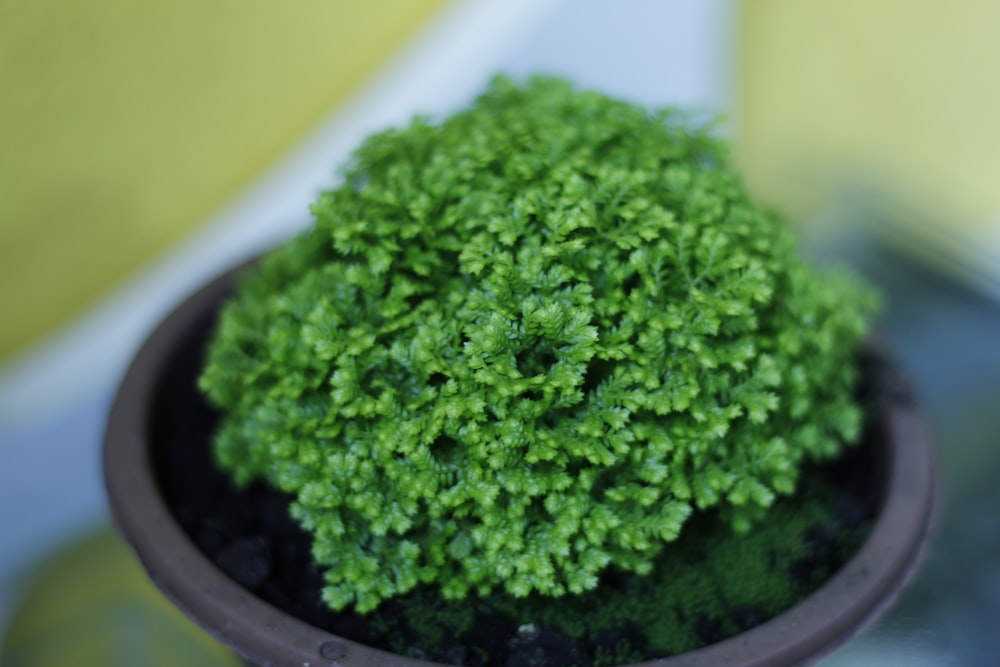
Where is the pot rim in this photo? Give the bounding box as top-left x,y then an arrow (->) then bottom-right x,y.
103,261 -> 937,667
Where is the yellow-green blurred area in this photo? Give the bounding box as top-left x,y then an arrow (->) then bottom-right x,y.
737,0 -> 1000,285
0,0 -> 447,362
0,530 -> 242,667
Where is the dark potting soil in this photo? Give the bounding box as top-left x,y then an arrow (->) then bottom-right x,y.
151,310 -> 883,666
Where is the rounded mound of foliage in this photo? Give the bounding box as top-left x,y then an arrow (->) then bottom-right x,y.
199,76 -> 878,613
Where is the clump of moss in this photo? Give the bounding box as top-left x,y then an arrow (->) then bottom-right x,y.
486,466 -> 871,658
199,75 -> 878,614
356,462 -> 872,663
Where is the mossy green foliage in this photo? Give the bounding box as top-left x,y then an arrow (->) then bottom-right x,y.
199,76 -> 878,613
491,472 -> 867,659
360,466 -> 869,664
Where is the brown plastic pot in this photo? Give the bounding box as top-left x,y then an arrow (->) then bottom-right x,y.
104,261 -> 937,667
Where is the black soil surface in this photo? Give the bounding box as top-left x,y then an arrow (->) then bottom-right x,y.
151,310 -> 884,667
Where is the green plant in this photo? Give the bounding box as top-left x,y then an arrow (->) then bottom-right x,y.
334,462 -> 871,661
199,76 -> 878,614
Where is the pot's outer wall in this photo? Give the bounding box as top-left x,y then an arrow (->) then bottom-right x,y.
103,263 -> 937,667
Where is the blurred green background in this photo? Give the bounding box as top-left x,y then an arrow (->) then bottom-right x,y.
738,0 -> 1000,297
0,0 -> 448,361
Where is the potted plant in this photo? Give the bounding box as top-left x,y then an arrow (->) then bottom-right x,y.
104,76 -> 936,667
